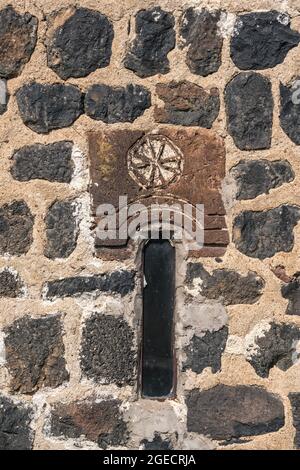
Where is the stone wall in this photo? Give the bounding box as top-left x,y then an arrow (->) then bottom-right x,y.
0,0 -> 300,451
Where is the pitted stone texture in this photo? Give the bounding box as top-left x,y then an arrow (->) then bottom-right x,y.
186,385 -> 284,441
183,327 -> 228,374
0,6 -> 37,79
225,72 -> 273,150
0,79 -> 8,115
140,432 -> 174,450
80,313 -> 136,386
280,79 -> 300,145
4,314 -> 69,394
231,12 -> 300,70
282,275 -> 300,315
154,81 -> 220,128
44,200 -> 78,259
11,141 -> 74,183
46,7 -> 113,80
289,393 -> 300,449
186,263 -> 265,305
0,269 -> 23,298
0,395 -> 33,449
50,399 -> 127,449
230,159 -> 294,200
16,83 -> 83,134
245,322 -> 300,378
124,7 -> 175,78
233,205 -> 300,259
179,8 -> 222,77
45,270 -> 135,299
0,200 -> 34,256
85,84 -> 151,123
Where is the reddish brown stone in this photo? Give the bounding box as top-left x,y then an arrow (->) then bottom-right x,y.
50,399 -> 127,448
88,127 -> 228,258
154,81 -> 220,128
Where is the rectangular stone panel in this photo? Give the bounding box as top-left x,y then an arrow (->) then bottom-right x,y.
88,127 -> 228,258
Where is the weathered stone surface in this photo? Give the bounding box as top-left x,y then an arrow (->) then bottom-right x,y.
0,200 -> 34,256
186,263 -> 265,305
225,72 -> 273,150
47,7 -> 113,80
233,205 -> 300,259
280,79 -> 300,145
231,12 -> 300,70
124,7 -> 175,78
140,432 -> 173,450
80,313 -> 136,386
179,8 -> 222,76
154,81 -> 220,127
50,398 -> 127,449
4,314 -> 69,394
0,394 -> 33,449
245,322 -> 300,378
282,275 -> 300,315
88,128 -> 228,259
16,82 -> 83,134
0,269 -> 23,297
183,327 -> 228,374
186,385 -> 284,441
0,6 -> 37,79
45,270 -> 135,299
230,159 -> 294,200
11,141 -> 74,183
85,84 -> 151,123
289,393 -> 300,449
0,79 -> 8,115
44,200 -> 78,259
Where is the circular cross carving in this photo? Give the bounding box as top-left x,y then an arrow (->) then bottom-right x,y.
127,134 -> 183,189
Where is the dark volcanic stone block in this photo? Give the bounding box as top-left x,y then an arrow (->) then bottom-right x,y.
183,327 -> 228,374
4,314 -> 69,393
186,263 -> 265,305
0,269 -> 24,297
85,84 -> 151,123
179,8 -> 223,76
80,313 -> 136,386
280,79 -> 300,145
231,11 -> 300,70
47,7 -> 113,80
16,82 -> 83,134
124,6 -> 175,77
233,205 -> 300,259
0,395 -> 33,449
246,322 -> 300,378
11,141 -> 74,182
225,72 -> 273,150
0,200 -> 34,256
0,6 -> 37,79
186,385 -> 284,441
44,200 -> 78,259
230,159 -> 294,200
45,270 -> 135,299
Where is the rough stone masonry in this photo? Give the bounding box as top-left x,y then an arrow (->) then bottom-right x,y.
0,0 -> 300,451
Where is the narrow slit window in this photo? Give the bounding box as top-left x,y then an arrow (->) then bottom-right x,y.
141,239 -> 175,398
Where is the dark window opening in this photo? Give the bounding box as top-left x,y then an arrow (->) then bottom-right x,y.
141,239 -> 175,398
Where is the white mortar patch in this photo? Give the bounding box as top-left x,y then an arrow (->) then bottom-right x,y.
244,320 -> 272,360
182,300 -> 228,343
217,12 -> 237,38
225,335 -> 245,355
0,79 -> 7,105
0,332 -> 6,366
